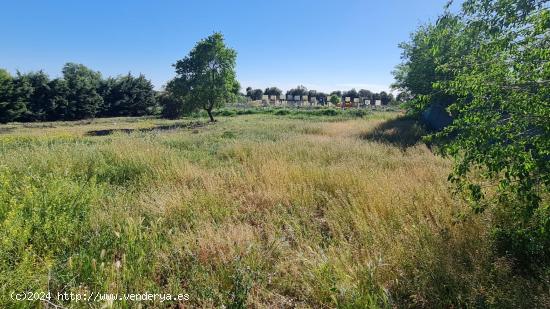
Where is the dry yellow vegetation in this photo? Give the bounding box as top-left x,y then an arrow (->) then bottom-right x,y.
0,112 -> 541,308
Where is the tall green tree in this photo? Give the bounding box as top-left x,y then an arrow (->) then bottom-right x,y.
379,91 -> 391,105
157,87 -> 186,119
330,90 -> 342,97
392,13 -> 463,115
46,78 -> 70,121
395,0 -> 550,264
18,71 -> 52,121
264,87 -> 282,96
434,0 -> 550,264
286,85 -> 308,96
358,89 -> 373,100
0,70 -> 31,123
395,91 -> 412,103
99,73 -> 157,117
61,63 -> 103,120
342,89 -> 359,99
171,33 -> 239,122
246,88 -> 263,100
329,95 -> 340,105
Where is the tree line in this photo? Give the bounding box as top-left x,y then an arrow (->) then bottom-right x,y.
393,0 -> 549,267
0,63 -> 157,123
1,34 -> 400,124
245,85 -> 399,105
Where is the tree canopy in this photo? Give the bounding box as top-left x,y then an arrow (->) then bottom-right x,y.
342,89 -> 358,99
394,0 -> 550,264
61,63 -> 104,120
0,70 -> 27,123
99,73 -> 157,117
246,88 -> 263,100
171,32 -> 239,122
0,64 -> 158,123
286,85 -> 308,96
264,87 -> 282,96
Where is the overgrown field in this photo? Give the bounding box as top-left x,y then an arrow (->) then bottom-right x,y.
0,112 -> 546,308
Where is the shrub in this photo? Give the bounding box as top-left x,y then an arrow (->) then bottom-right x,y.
347,109 -> 368,118
318,109 -> 339,116
218,109 -> 237,117
158,92 -> 186,119
236,109 -> 255,115
274,109 -> 292,116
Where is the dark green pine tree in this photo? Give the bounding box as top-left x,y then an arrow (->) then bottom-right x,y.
0,69 -> 29,123
62,63 -> 103,120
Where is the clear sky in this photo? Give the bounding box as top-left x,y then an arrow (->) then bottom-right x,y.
1,0 -> 455,93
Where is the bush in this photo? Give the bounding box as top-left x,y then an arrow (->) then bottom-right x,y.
274,109 -> 292,116
492,200 -> 550,268
318,109 -> 339,116
158,92 -> 186,119
347,109 -> 368,117
236,109 -> 256,115
218,109 -> 237,117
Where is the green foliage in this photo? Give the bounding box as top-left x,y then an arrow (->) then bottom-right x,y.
246,88 -> 263,100
274,109 -> 291,115
395,0 -> 550,265
342,88 -> 358,100
437,0 -> 549,265
47,78 -> 70,120
218,109 -> 237,117
226,263 -> 254,309
348,108 -> 368,118
286,85 -> 308,96
263,87 -> 282,97
0,64 -> 158,122
391,14 -> 462,115
358,89 -> 373,101
18,71 -> 52,122
158,91 -> 187,119
212,107 -> 371,118
329,95 -> 340,105
0,70 -> 28,123
171,32 -> 239,122
61,63 -> 104,120
99,73 -> 157,117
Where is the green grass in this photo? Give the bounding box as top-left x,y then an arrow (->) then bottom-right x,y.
0,111 -> 547,308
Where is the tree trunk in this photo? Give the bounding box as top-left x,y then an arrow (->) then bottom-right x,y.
206,108 -> 215,122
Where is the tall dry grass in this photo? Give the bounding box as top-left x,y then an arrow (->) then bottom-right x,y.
0,112 -> 546,308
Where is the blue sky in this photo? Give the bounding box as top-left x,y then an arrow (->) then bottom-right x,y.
1,0 -> 456,93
